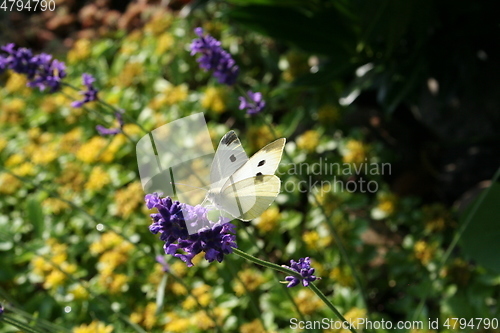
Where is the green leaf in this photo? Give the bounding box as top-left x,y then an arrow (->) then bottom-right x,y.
459,183 -> 500,273
26,196 -> 44,238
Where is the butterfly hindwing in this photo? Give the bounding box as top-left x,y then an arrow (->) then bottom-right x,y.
218,175 -> 281,221
210,130 -> 249,191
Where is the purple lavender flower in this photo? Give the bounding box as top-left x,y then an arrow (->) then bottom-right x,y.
283,257 -> 318,288
146,193 -> 237,267
0,43 -> 66,92
190,27 -> 239,85
155,255 -> 170,272
71,73 -> 98,108
96,110 -> 125,135
238,90 -> 266,115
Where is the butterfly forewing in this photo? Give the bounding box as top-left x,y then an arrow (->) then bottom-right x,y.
210,130 -> 249,191
224,138 -> 286,187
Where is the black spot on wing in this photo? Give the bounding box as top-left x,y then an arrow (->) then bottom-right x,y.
221,131 -> 238,146
255,173 -> 264,183
230,154 -> 236,162
258,160 -> 265,167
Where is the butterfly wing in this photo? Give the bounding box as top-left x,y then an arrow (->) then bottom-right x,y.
217,175 -> 281,221
224,138 -> 286,186
210,131 -> 249,192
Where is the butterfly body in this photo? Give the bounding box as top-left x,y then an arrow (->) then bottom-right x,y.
204,131 -> 285,221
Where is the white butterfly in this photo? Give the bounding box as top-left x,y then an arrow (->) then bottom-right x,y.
203,130 -> 286,221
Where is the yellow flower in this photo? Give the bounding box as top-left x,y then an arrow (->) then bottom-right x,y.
101,134 -> 127,163
193,311 -> 216,330
32,257 -> 52,276
233,268 -> 266,296
254,205 -> 280,233
240,319 -> 266,333
1,98 -> 25,123
371,192 -> 398,220
317,104 -> 340,124
85,166 -> 111,191
303,230 -> 332,250
44,270 -> 66,289
69,284 -> 89,300
170,282 -> 188,296
414,240 -> 436,265
90,232 -> 122,255
156,32 -> 174,55
108,273 -> 129,294
12,162 -> 35,177
294,289 -> 323,315
201,86 -> 227,114
164,84 -> 189,105
122,123 -> 142,138
0,173 -> 22,194
182,284 -> 211,310
67,39 -> 91,64
340,308 -> 367,333
171,261 -> 188,277
5,154 -> 24,167
329,267 -> 354,288
165,312 -> 191,333
42,198 -> 69,214
342,140 -> 368,165
55,163 -> 86,192
144,11 -> 173,36
72,321 -> 114,333
60,128 -> 83,153
32,143 -> 58,165
114,181 -> 144,218
296,130 -> 320,153
114,62 -> 144,87
5,72 -> 28,93
41,96 -> 59,114
248,126 -> 277,152
76,136 -> 107,164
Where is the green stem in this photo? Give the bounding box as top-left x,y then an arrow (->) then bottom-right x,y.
412,166 -> 500,320
1,315 -> 44,333
308,283 -> 358,333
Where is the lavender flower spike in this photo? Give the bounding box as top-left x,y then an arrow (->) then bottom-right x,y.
238,90 -> 266,115
145,193 -> 237,267
190,27 -> 239,85
283,257 -> 319,288
71,73 -> 98,108
0,43 -> 66,92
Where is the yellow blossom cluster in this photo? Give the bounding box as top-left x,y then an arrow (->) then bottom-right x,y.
130,302 -> 158,330
85,166 -> 111,191
294,289 -> 324,315
31,239 -> 77,290
414,240 -> 436,265
114,181 -> 144,218
254,205 -> 281,233
91,232 -> 135,293
296,130 -> 320,153
72,321 -> 113,333
302,230 -> 333,250
342,139 -> 369,165
233,268 -> 267,296
181,283 -> 212,311
202,86 -> 227,114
